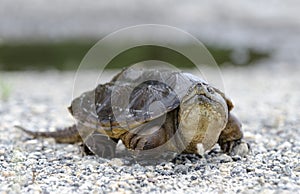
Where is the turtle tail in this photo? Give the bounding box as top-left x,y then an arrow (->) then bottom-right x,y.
15,124 -> 82,143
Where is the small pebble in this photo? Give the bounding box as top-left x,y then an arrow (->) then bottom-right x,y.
216,154 -> 233,163
174,164 -> 188,174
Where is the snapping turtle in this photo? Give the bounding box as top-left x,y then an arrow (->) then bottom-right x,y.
18,67 -> 247,159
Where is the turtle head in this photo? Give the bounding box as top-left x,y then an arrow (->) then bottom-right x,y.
180,82 -> 227,110
178,82 -> 229,152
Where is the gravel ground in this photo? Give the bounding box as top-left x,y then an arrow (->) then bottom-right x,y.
0,65 -> 299,193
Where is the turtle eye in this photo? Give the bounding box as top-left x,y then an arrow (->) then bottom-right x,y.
207,87 -> 215,94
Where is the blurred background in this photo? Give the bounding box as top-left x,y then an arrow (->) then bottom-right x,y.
0,0 -> 299,71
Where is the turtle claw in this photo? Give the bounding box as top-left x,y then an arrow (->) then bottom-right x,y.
220,140 -> 250,157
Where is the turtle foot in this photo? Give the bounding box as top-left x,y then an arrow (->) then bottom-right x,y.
221,140 -> 250,157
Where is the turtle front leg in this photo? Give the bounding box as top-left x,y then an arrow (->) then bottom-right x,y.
121,125 -> 168,151
120,125 -> 179,163
218,113 -> 249,156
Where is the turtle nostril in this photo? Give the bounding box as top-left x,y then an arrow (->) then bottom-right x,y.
195,83 -> 206,95
196,83 -> 203,90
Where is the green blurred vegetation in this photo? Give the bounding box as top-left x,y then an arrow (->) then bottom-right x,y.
0,79 -> 12,101
0,41 -> 270,71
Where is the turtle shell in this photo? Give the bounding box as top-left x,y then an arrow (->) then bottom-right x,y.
69,67 -> 232,140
